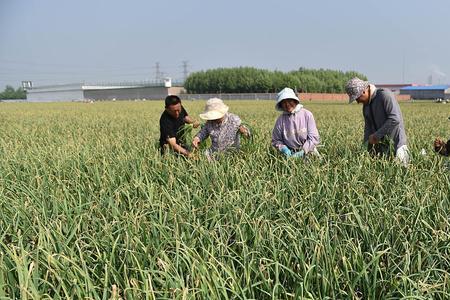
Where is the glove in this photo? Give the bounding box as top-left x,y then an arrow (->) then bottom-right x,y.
292,150 -> 305,158
280,146 -> 292,157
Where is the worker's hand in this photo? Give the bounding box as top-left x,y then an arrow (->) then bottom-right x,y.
292,150 -> 305,158
368,134 -> 379,145
192,136 -> 201,149
193,121 -> 200,128
239,125 -> 250,137
280,146 -> 292,157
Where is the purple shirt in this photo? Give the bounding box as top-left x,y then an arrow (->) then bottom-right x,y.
271,108 -> 320,153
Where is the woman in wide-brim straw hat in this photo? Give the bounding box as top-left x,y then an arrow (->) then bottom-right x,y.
271,87 -> 320,158
192,98 -> 249,159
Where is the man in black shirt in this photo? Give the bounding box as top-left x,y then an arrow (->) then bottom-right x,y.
159,95 -> 199,157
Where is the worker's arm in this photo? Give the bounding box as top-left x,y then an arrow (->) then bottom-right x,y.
185,116 -> 200,128
167,137 -> 191,157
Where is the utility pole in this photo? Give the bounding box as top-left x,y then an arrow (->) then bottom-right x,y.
181,60 -> 189,82
155,62 -> 161,82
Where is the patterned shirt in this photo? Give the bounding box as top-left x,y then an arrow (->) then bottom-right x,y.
195,113 -> 242,153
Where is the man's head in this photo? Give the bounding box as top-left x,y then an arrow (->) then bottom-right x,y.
165,95 -> 182,118
345,78 -> 370,104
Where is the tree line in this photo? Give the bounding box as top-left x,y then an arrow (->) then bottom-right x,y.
184,67 -> 367,94
0,85 -> 26,100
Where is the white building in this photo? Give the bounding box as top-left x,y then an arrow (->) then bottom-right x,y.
26,80 -> 185,102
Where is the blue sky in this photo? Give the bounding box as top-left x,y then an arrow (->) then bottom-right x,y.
1,0 -> 449,89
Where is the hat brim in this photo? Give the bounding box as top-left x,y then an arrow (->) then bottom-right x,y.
278,96 -> 299,102
276,98 -> 299,111
348,92 -> 363,103
199,110 -> 227,120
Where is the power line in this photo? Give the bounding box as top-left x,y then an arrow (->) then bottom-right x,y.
0,59 -> 185,72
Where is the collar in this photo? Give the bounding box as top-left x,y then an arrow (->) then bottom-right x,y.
369,84 -> 377,103
222,113 -> 229,124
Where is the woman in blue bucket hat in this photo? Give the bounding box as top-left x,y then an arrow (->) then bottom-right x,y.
271,87 -> 320,158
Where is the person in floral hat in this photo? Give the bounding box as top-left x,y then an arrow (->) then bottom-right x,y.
345,77 -> 409,166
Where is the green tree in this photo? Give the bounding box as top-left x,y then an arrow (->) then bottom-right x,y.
184,67 -> 367,94
0,85 -> 26,99
15,86 -> 26,99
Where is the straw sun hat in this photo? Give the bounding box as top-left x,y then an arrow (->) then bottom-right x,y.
199,98 -> 229,120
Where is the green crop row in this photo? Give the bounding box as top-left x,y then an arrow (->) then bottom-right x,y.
0,100 -> 448,299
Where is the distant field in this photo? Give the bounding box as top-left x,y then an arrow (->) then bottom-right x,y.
0,100 -> 449,299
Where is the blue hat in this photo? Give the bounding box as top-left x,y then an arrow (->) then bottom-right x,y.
275,88 -> 300,111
